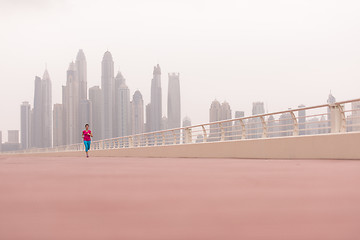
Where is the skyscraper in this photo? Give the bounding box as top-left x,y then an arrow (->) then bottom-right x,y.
145,103 -> 151,133
32,76 -> 43,148
53,104 -> 64,147
101,51 -> 114,139
209,99 -> 221,141
131,90 -> 144,135
113,71 -> 125,137
248,102 -> 265,139
76,49 -> 87,101
76,49 -> 89,134
42,69 -> 52,148
89,86 -> 103,141
20,101 -> 31,149
167,73 -> 181,129
32,70 -> 52,148
298,104 -> 306,135
150,64 -> 162,132
118,77 -> 131,137
221,101 -> 232,140
63,62 -> 80,144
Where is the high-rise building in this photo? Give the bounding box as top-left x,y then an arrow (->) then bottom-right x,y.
182,117 -> 192,128
145,103 -> 151,133
20,101 -> 31,149
267,115 -> 278,138
89,86 -> 103,141
167,73 -> 181,129
131,90 -> 144,135
252,102 -> 265,115
76,49 -> 87,102
248,102 -> 265,139
220,101 -> 232,140
118,78 -> 131,137
8,130 -> 19,144
31,70 -> 52,148
298,104 -> 306,135
101,51 -> 114,139
76,49 -> 89,134
63,62 -> 80,144
42,69 -> 52,148
150,64 -> 162,131
53,104 -> 64,147
279,111 -> 293,136
80,100 -> 92,133
114,72 -> 126,137
209,99 -> 221,141
234,111 -> 245,139
32,76 -> 43,148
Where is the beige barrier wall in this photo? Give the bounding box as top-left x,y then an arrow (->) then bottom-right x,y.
5,132 -> 360,159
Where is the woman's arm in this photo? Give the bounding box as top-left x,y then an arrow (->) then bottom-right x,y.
90,132 -> 93,137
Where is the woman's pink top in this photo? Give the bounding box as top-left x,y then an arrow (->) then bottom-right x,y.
83,130 -> 91,141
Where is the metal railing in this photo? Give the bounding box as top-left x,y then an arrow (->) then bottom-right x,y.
7,98 -> 360,154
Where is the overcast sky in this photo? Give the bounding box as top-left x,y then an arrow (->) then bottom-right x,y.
0,0 -> 360,141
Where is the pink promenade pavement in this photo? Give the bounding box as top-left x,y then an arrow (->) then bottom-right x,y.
0,156 -> 359,240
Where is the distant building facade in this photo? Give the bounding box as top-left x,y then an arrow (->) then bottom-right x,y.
20,101 -> 31,149
167,73 -> 181,129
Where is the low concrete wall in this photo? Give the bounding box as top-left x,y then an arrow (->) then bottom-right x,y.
6,132 -> 360,159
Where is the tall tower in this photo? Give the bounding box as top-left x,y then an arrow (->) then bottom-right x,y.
114,71 -> 125,137
131,90 -> 144,135
32,76 -> 43,148
76,49 -> 87,101
101,51 -> 114,139
209,99 -> 221,140
150,64 -> 162,132
89,86 -> 103,141
63,62 -> 79,144
298,104 -> 306,135
167,73 -> 181,129
20,101 -> 31,149
118,77 -> 131,137
41,69 -> 52,148
221,101 -> 232,140
76,49 -> 90,134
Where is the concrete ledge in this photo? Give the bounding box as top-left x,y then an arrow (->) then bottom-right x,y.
5,132 -> 360,159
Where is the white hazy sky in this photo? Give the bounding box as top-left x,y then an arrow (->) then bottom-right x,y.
0,0 -> 360,141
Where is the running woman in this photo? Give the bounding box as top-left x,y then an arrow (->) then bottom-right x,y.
82,124 -> 93,158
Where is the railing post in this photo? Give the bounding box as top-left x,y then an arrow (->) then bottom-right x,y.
240,119 -> 246,139
219,123 -> 225,141
129,137 -> 133,148
185,128 -> 192,144
260,116 -> 268,138
290,111 -> 299,136
201,125 -> 208,142
330,104 -> 346,133
161,132 -> 165,145
145,135 -> 148,146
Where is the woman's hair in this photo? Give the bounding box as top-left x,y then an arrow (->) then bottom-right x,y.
85,124 -> 89,127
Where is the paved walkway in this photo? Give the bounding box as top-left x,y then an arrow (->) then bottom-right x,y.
0,156 -> 359,240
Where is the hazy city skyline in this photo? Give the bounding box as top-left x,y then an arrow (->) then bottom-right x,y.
1,0 -> 360,140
